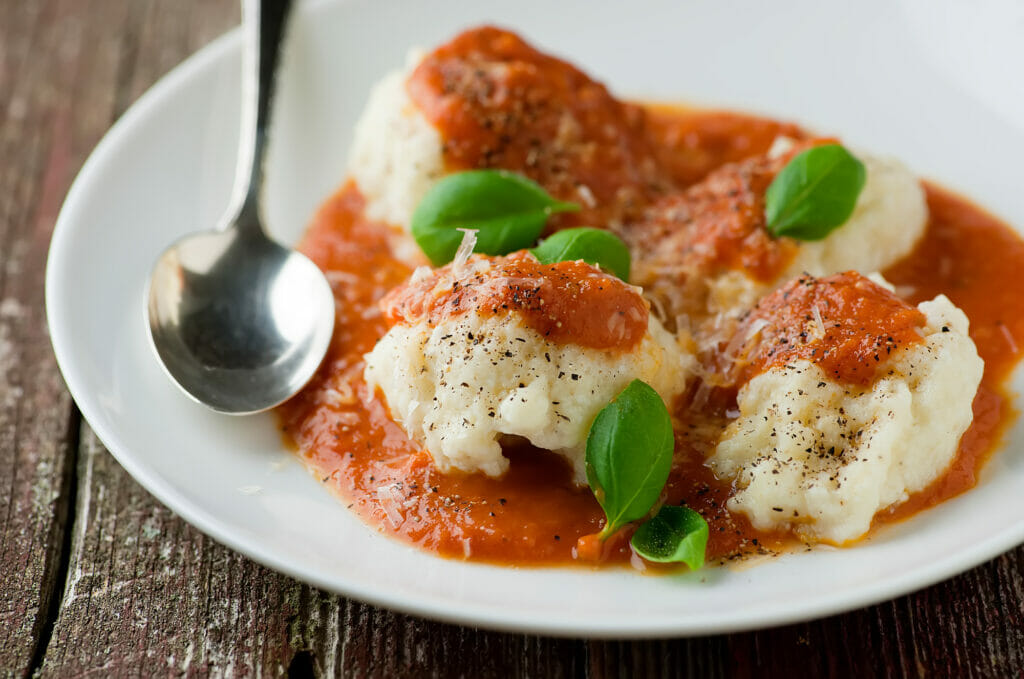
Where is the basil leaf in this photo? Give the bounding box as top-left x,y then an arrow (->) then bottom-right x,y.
530,227 -> 631,280
765,144 -> 866,241
631,505 -> 709,570
586,380 -> 674,540
411,170 -> 580,266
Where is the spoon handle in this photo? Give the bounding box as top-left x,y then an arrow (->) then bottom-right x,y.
230,0 -> 294,230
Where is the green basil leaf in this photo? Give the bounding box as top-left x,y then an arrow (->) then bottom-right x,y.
530,227 -> 631,280
631,505 -> 709,570
411,170 -> 580,266
765,144 -> 866,241
586,379 -> 674,540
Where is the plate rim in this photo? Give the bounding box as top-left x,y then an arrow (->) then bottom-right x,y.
44,0 -> 1024,638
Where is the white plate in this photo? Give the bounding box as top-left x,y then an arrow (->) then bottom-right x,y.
46,0 -> 1024,637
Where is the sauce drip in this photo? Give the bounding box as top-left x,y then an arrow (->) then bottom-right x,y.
381,252 -> 649,351
732,272 -> 926,386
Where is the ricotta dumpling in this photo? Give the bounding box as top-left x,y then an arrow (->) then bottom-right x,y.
348,26 -> 669,245
363,252 -> 692,482
708,272 -> 983,544
348,54 -> 444,233
627,142 -> 928,331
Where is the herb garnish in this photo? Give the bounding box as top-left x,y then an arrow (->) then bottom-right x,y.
765,144 -> 866,241
585,380 -> 674,540
531,227 -> 631,281
630,505 -> 709,570
411,170 -> 579,266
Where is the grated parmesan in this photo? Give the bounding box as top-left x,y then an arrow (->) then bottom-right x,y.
375,483 -> 406,528
1000,324 -> 1019,354
893,285 -> 917,299
452,228 -> 478,274
767,135 -> 797,158
409,265 -> 433,284
576,184 -> 597,207
811,304 -> 826,338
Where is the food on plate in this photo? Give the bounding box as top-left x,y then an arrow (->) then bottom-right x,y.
364,248 -> 689,482
347,59 -> 442,261
349,26 -> 669,256
627,142 -> 928,338
278,25 -> 1024,572
709,272 -> 983,543
408,170 -> 582,267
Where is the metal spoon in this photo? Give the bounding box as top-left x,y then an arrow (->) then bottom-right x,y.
146,0 -> 334,414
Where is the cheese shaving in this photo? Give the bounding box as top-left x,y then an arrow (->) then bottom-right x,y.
410,265 -> 433,284
576,184 -> 597,207
767,135 -> 797,158
452,228 -> 478,274
745,318 -> 769,341
893,285 -> 917,299
1000,324 -> 1018,354
811,303 -> 826,338
689,379 -> 712,412
376,483 -> 405,528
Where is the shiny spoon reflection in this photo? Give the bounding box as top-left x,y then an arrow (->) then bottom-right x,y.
146,0 -> 334,414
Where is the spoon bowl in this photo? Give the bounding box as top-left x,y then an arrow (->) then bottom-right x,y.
147,223 -> 334,414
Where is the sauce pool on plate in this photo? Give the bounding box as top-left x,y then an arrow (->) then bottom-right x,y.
277,107 -> 1024,567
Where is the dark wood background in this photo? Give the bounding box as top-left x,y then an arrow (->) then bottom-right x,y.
2,1 -> 1022,676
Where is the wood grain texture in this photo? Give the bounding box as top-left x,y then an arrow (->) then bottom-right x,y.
590,551 -> 1024,678
40,426 -> 303,676
0,0 -> 108,673
1,0 -> 1023,676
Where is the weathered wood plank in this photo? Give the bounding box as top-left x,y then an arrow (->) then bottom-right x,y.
39,425 -> 302,676
0,0 -> 130,673
328,605 -> 585,678
0,0 -> 242,673
588,548 -> 1024,678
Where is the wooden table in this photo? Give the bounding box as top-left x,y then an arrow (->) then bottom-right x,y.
3,1 -> 1023,676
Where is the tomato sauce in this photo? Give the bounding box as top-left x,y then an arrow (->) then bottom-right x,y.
733,272 -> 927,386
407,26 -> 669,230
278,186 -> 608,565
878,185 -> 1024,523
381,252 -> 649,351
279,161 -> 1024,567
279,34 -> 1024,566
629,142 -> 828,292
645,105 -> 806,188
